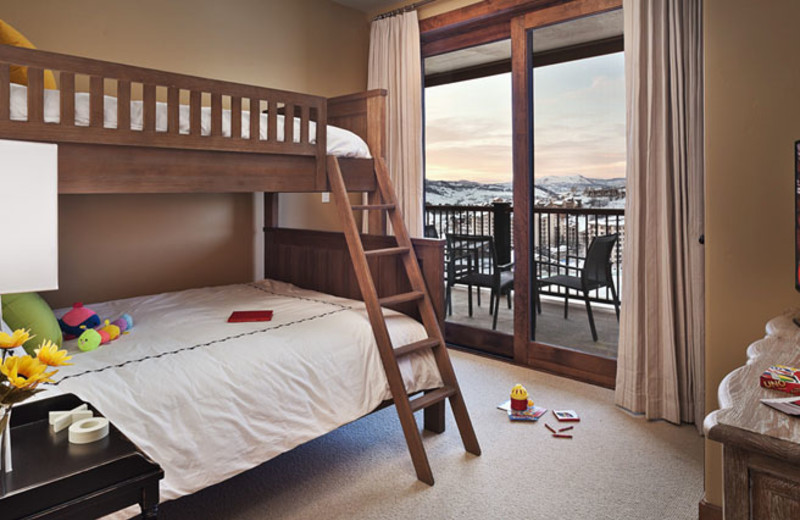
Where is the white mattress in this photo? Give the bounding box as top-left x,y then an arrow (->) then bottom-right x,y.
9,83 -> 371,158
48,279 -> 441,504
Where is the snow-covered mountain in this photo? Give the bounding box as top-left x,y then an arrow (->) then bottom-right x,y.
425,175 -> 626,208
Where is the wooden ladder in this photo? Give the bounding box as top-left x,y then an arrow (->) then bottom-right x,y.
327,155 -> 481,485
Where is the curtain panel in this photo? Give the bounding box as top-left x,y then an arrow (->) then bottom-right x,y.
368,11 -> 424,237
615,0 -> 705,430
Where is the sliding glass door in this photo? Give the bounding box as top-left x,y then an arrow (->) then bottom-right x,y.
424,41 -> 515,358
511,1 -> 622,386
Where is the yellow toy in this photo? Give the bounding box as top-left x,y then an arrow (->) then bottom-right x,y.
510,383 -> 531,411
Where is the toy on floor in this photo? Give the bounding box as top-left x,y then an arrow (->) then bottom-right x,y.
78,314 -> 134,352
59,302 -> 101,340
510,383 -> 533,411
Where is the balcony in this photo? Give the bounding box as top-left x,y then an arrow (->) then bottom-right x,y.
425,202 -> 623,359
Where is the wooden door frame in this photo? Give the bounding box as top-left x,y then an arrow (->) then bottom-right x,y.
511,0 -> 622,388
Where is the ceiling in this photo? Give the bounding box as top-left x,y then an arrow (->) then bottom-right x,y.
425,9 -> 623,76
332,0 -> 398,13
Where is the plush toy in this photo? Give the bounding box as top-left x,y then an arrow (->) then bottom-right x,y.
59,302 -> 101,340
78,314 -> 133,352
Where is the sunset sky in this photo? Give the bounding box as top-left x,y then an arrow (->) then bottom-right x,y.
425,52 -> 625,183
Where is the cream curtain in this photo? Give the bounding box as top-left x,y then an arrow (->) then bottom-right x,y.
368,11 -> 424,237
615,0 -> 705,430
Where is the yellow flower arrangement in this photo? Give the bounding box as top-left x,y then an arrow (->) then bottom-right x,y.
0,328 -> 32,349
1,329 -> 73,407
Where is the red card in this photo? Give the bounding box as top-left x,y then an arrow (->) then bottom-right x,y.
227,310 -> 273,323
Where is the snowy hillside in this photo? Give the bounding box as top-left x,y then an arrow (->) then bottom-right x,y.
425,175 -> 625,208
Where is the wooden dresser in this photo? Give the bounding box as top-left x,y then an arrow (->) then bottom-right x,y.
704,311 -> 800,519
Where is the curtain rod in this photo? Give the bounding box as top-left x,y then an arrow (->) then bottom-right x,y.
373,0 -> 437,21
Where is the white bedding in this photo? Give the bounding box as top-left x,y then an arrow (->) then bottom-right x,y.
48,279 -> 441,504
9,83 -> 371,158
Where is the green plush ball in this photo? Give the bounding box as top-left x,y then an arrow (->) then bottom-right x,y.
1,292 -> 62,355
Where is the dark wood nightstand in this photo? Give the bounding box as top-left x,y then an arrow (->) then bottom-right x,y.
0,393 -> 163,520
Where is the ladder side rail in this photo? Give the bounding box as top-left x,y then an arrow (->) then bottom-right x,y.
326,155 -> 436,483
373,157 -> 481,456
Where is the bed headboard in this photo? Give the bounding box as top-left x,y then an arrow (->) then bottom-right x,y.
328,89 -> 386,160
264,227 -> 444,327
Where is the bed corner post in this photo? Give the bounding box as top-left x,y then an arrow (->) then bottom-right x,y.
263,193 -> 279,281
315,101 -> 328,191
367,90 -> 388,235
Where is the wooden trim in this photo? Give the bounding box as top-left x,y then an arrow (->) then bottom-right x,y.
698,498 -> 723,520
527,341 -> 616,388
533,35 -> 622,67
445,322 -> 513,358
421,0 -> 568,57
426,59 -> 511,87
511,16 -> 532,364
56,144 -> 377,194
517,0 -> 621,28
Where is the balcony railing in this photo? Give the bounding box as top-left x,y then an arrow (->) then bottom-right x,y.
425,203 -> 624,305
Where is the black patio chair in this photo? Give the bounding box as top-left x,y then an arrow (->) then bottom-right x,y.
537,233 -> 620,342
423,224 -> 439,238
445,234 -> 514,331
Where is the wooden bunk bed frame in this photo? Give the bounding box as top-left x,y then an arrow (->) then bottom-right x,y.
0,44 -> 480,488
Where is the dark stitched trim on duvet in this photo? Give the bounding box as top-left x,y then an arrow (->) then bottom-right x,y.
55,283 -> 354,383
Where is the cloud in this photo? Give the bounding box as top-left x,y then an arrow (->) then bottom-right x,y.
425,53 -> 625,183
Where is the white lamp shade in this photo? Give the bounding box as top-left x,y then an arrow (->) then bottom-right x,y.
0,139 -> 58,294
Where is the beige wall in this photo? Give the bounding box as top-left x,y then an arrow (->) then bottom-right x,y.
0,0 -> 369,307
367,0 -> 482,20
704,0 -> 800,506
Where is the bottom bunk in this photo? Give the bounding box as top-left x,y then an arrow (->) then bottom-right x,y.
43,278 -> 444,508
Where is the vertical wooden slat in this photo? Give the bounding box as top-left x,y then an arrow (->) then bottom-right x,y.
300,105 -> 310,144
143,83 -> 156,133
167,86 -> 179,134
211,92 -> 222,136
190,90 -> 201,136
27,67 -> 44,123
117,80 -> 131,131
284,103 -> 294,145
0,64 -> 9,121
267,100 -> 277,143
60,72 -> 75,126
250,98 -> 259,140
231,96 -> 241,139
89,75 -> 103,128
315,101 -> 327,189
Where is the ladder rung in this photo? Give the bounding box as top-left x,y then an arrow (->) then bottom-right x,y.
351,204 -> 395,211
409,386 -> 456,413
365,246 -> 409,258
395,338 -> 440,358
378,291 -> 424,307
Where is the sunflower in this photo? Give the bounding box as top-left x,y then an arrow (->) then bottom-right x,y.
0,355 -> 55,389
0,329 -> 33,349
35,340 -> 73,367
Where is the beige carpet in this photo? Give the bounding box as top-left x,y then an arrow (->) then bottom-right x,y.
155,350 -> 704,520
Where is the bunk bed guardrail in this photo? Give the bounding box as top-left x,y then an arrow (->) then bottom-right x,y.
0,44 -> 328,188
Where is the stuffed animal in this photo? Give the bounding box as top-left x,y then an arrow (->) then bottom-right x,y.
59,302 -> 101,340
78,314 -> 134,352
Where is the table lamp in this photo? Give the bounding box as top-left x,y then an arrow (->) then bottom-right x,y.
0,138 -> 58,473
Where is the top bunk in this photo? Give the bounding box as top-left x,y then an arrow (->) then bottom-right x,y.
0,45 -> 385,194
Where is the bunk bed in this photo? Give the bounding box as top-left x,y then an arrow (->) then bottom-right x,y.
0,44 -> 479,517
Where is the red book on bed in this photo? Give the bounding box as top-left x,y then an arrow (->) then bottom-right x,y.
227,310 -> 273,323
